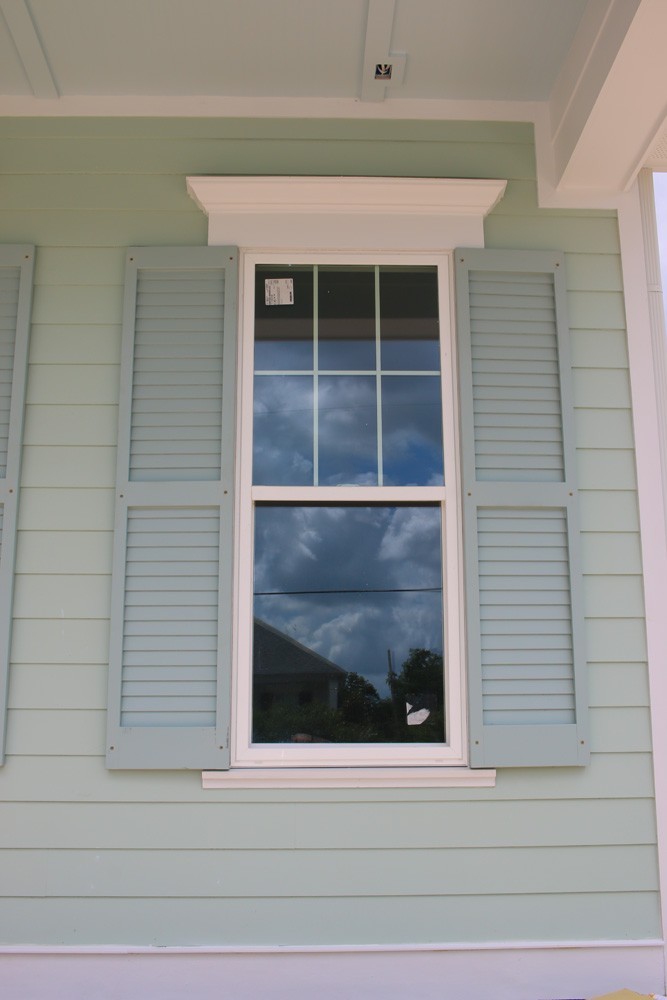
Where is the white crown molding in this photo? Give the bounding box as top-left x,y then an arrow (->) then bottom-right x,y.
187,175 -> 507,250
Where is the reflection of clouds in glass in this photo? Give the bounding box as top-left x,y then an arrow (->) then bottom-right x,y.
318,376 -> 377,485
253,375 -> 313,485
253,506 -> 443,695
378,506 -> 442,587
382,376 -> 443,486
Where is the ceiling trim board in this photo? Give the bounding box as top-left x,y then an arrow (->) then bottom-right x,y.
0,0 -> 57,99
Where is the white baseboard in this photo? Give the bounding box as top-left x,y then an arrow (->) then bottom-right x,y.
0,940 -> 664,1000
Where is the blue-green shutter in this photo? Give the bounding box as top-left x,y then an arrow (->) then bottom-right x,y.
0,246 -> 33,765
106,247 -> 238,769
456,248 -> 588,767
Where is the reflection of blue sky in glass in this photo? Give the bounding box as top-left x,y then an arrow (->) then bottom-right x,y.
253,505 -> 444,697
382,376 -> 443,485
253,375 -> 313,484
318,376 -> 377,485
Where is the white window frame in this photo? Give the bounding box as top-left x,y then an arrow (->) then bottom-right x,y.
235,250 -> 465,768
187,175 -> 505,786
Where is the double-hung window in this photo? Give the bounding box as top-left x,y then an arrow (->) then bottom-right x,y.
234,254 -> 465,768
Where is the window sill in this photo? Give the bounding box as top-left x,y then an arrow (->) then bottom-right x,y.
202,767 -> 496,789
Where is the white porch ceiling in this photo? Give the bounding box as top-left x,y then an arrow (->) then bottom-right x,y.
0,0 -> 666,198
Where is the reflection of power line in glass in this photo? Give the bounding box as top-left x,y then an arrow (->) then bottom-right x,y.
255,587 -> 442,595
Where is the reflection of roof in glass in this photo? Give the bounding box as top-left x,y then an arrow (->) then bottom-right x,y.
253,618 -> 347,679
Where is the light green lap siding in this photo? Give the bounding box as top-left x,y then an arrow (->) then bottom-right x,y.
0,118 -> 654,945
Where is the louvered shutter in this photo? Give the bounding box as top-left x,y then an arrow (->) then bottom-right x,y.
456,248 -> 588,767
106,247 -> 237,769
0,247 -> 33,765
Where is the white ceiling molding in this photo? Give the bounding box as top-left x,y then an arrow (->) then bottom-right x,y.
0,0 -> 57,98
186,176 -> 507,250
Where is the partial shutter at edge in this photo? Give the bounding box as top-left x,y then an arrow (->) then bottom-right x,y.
0,247 -> 33,765
456,248 -> 588,767
106,247 -> 238,769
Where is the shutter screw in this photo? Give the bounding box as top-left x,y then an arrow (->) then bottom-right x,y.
8,488 -> 13,494
109,745 -> 115,751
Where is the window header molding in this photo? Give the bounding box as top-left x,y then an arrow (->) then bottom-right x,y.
186,176 -> 507,250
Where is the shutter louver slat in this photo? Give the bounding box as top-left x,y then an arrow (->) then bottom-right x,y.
107,247 -> 237,770
457,248 -> 587,768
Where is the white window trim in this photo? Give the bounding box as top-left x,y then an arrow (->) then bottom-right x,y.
235,251 -> 463,769
187,176 -> 505,788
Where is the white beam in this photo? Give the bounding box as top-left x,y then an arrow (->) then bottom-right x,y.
551,0 -> 667,193
360,0 -> 396,103
0,0 -> 57,99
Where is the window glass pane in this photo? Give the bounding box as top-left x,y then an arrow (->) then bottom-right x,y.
253,375 -> 313,485
255,266 -> 313,371
318,267 -> 376,371
318,375 -> 377,485
253,505 -> 445,744
380,267 -> 440,371
382,375 -> 444,485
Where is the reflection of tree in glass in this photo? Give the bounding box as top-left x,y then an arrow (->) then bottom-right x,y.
386,647 -> 444,742
252,648 -> 444,744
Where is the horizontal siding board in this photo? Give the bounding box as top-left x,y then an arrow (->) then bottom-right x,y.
574,408 -> 635,448
589,707 -> 652,752
583,575 -> 645,616
24,405 -> 118,446
572,369 -> 631,407
578,491 -> 639,532
484,216 -> 620,253
0,138 -> 538,179
587,663 -> 650,708
29,326 -> 121,365
1,893 -> 659,945
6,709 -> 106,756
581,532 -> 642,574
1,844 -> 657,898
8,664 -> 106,709
31,285 -> 122,325
0,118 -> 536,142
13,576 -> 111,619
33,247 -> 126,286
21,446 -> 116,487
11,620 -> 110,664
17,488 -> 114,531
576,449 -> 637,490
0,211 -> 207,247
570,329 -> 629,368
0,751 -> 656,803
564,253 -> 623,292
26,365 -> 119,405
0,798 -> 657,850
567,291 -> 626,330
16,530 -> 112,573
585,618 -> 647,662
